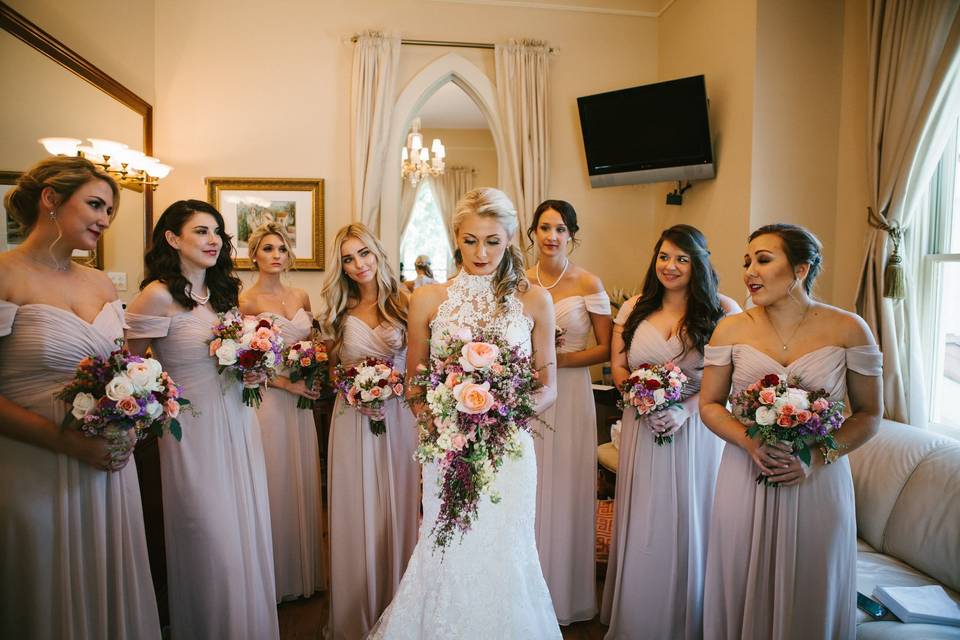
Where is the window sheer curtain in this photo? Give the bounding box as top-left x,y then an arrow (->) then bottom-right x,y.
350,32 -> 400,231
495,40 -> 550,258
428,167 -> 476,254
856,1 -> 960,425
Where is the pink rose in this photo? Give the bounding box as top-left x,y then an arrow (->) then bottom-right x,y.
453,381 -> 496,414
450,433 -> 467,451
758,388 -> 777,405
255,327 -> 274,340
777,414 -> 796,428
643,396 -> 657,408
165,398 -> 181,418
812,398 -> 829,412
490,363 -> 505,375
445,372 -> 462,388
794,409 -> 813,424
250,338 -> 272,352
117,396 -> 140,417
393,383 -> 404,396
451,326 -> 473,342
347,386 -> 358,406
459,341 -> 500,372
780,404 -> 795,417
209,338 -> 222,357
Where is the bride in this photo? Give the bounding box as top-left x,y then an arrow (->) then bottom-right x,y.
369,188 -> 561,638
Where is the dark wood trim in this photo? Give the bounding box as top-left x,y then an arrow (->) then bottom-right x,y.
0,0 -> 155,243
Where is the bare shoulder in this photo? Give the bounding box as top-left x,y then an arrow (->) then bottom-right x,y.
79,265 -> 119,302
709,308 -> 758,345
410,281 -> 448,315
575,267 -> 605,295
127,280 -> 176,316
816,304 -> 875,347
293,286 -> 312,309
519,282 -> 552,313
718,293 -> 742,315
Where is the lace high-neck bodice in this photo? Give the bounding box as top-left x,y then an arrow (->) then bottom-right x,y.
429,273 -> 532,356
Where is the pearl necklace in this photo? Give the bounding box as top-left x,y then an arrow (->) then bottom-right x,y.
186,284 -> 210,305
536,258 -> 569,290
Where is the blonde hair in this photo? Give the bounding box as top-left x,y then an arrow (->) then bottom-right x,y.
451,187 -> 528,304
414,254 -> 434,279
318,223 -> 407,354
4,156 -> 119,234
247,221 -> 296,270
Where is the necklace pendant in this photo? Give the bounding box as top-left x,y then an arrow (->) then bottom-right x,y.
782,345 -> 788,351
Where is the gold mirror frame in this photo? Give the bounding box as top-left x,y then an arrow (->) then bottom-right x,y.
0,1 -> 154,247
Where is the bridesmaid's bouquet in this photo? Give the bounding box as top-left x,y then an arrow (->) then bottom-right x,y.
332,357 -> 404,435
413,327 -> 542,550
209,311 -> 284,408
730,373 -> 846,485
282,339 -> 329,409
554,326 -> 567,350
618,362 -> 688,445
58,340 -> 189,442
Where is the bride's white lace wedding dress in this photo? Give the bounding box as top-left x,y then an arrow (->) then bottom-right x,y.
369,273 -> 561,639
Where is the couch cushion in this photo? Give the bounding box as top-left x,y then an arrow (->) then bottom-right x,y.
857,548 -> 960,638
597,442 -> 618,473
849,420 -> 953,550
883,442 -> 960,592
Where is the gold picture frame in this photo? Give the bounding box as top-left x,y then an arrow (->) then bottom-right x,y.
206,177 -> 325,271
0,170 -> 104,268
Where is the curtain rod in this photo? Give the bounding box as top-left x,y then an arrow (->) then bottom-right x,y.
350,36 -> 559,54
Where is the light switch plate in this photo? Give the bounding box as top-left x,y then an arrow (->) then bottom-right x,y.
107,271 -> 127,291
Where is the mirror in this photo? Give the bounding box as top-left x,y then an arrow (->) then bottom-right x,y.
0,3 -> 152,302
398,81 -> 497,282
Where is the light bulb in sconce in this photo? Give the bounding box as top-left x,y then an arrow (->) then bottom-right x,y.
144,163 -> 172,179
87,138 -> 128,159
431,138 -> 442,153
401,147 -> 409,162
38,137 -> 81,156
419,147 -> 429,162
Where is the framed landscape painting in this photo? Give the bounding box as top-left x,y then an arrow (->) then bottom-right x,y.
206,177 -> 325,270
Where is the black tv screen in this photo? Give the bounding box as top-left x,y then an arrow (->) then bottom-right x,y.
577,75 -> 714,187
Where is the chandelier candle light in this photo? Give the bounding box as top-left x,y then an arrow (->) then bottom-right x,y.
401,118 -> 444,186
38,137 -> 172,192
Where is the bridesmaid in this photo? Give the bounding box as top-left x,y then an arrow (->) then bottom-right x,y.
319,223 -> 419,640
524,200 -> 612,624
403,254 -> 436,293
0,157 -> 160,639
601,224 -> 739,639
125,200 -> 279,640
239,222 -> 324,602
700,223 -> 883,639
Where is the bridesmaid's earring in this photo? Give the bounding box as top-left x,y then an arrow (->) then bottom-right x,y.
48,209 -> 57,220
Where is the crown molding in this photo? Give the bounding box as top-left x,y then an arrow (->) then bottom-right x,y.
427,0 -> 673,18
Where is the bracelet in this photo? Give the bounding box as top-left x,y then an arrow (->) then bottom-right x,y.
819,444 -> 840,465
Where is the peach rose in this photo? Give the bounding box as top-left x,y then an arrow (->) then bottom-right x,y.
255,327 -> 275,341
165,398 -> 181,419
445,372 -> 462,388
794,409 -> 812,424
776,414 -> 796,428
250,338 -> 272,352
117,396 -> 141,417
453,381 -> 495,414
393,383 -> 404,396
450,433 -> 468,451
490,363 -> 505,375
459,342 -> 500,372
780,404 -> 795,417
300,357 -> 313,367
812,398 -> 829,413
758,388 -> 777,405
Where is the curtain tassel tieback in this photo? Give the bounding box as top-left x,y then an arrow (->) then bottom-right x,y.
868,206 -> 906,300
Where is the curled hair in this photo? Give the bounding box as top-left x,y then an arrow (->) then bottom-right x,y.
141,200 -> 241,313
526,199 -> 581,249
247,221 -> 296,270
748,223 -> 823,296
452,188 -> 529,305
4,156 -> 119,234
414,254 -> 434,279
622,224 -> 724,357
317,223 -> 407,355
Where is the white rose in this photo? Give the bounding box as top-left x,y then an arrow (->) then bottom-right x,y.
215,339 -> 239,366
71,392 -> 97,420
653,388 -> 666,406
126,360 -> 163,392
263,350 -> 279,370
436,431 -> 453,451
105,374 -> 136,402
145,399 -> 164,420
755,406 -> 777,426
241,317 -> 258,334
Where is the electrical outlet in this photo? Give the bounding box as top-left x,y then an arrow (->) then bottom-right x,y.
107,271 -> 127,291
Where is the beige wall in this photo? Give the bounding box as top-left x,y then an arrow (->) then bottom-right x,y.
153,0 -> 659,300
420,127 -> 497,187
655,0 -> 758,302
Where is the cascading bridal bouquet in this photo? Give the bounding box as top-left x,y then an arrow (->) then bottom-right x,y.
413,327 -> 542,550
332,357 -> 404,435
58,339 -> 190,445
209,311 -> 284,408
282,339 -> 329,409
618,362 -> 688,445
730,373 -> 846,486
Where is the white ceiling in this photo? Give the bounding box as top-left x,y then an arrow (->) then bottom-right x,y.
417,82 -> 489,129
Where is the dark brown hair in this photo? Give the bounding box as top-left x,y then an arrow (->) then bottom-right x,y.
748,223 -> 823,295
526,199 -> 581,248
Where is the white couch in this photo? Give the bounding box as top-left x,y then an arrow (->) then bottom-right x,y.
850,419 -> 960,639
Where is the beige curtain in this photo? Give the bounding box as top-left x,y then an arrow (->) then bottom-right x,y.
428,167 -> 476,253
856,1 -> 960,425
398,180 -> 419,240
495,39 -> 550,258
350,32 -> 400,231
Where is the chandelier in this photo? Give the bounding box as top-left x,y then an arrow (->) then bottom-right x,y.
38,137 -> 172,192
401,118 -> 445,186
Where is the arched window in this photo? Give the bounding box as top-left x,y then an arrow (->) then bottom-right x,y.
400,182 -> 452,282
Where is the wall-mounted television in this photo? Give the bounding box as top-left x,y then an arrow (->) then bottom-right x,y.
577,75 -> 715,188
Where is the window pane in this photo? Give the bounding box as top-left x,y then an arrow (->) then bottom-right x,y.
932,261 -> 960,428
399,183 -> 452,284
